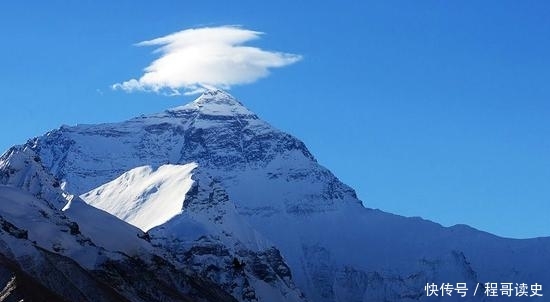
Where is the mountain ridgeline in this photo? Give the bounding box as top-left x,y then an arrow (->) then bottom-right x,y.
0,90 -> 548,301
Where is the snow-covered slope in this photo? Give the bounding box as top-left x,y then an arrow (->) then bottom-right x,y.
82,163 -> 197,232
81,162 -> 306,302
10,89 -> 550,301
0,140 -> 305,301
0,184 -> 138,302
0,145 -> 154,262
0,145 -> 241,302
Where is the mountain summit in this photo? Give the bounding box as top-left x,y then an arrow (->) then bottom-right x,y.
1,90 -> 549,301
181,89 -> 256,114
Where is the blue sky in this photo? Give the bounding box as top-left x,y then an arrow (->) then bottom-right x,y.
1,1 -> 549,238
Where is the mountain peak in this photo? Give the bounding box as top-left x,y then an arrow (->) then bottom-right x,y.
193,89 -> 245,108
197,88 -> 236,101
168,89 -> 256,117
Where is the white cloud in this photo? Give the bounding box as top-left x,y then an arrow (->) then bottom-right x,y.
112,26 -> 302,95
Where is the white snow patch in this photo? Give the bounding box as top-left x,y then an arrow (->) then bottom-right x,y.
81,163 -> 197,232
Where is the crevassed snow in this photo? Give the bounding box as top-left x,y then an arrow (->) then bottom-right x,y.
81,163 -> 197,232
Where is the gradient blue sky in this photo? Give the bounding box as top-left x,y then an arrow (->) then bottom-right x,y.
1,1 -> 549,238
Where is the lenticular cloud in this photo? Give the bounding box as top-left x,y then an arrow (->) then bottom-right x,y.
113,26 -> 302,95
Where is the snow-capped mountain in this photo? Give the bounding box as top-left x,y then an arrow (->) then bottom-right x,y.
1,89 -> 549,301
